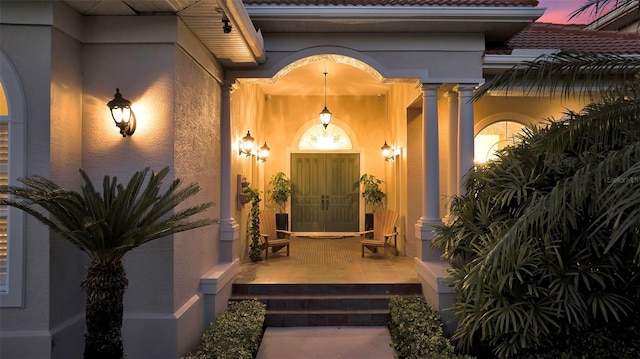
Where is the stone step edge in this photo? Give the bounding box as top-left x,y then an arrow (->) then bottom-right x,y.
229,294 -> 402,300
266,309 -> 389,315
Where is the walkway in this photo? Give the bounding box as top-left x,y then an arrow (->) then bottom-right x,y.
256,326 -> 396,359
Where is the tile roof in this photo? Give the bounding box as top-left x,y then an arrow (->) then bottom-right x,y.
492,22 -> 640,54
243,0 -> 538,6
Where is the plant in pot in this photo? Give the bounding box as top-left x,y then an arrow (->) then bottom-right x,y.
360,174 -> 386,233
266,172 -> 292,237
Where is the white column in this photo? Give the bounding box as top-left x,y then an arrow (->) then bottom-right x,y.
415,84 -> 442,261
456,85 -> 476,195
219,84 -> 239,262
445,90 -> 459,203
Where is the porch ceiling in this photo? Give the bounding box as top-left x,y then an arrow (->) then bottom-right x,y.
255,61 -> 393,97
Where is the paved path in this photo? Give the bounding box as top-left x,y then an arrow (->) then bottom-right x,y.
256,326 -> 396,359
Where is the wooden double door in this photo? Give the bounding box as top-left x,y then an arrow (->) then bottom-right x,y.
291,153 -> 360,232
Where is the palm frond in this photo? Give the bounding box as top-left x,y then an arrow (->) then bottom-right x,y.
0,167 -> 217,261
473,52 -> 640,101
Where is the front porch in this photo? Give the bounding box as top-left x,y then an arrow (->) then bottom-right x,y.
235,235 -> 418,284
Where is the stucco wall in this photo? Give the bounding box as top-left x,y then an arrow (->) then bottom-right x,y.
49,25 -> 87,359
82,40 -> 182,356
230,83 -> 266,259
173,46 -> 221,354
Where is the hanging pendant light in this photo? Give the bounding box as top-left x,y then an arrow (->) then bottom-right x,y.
319,72 -> 332,129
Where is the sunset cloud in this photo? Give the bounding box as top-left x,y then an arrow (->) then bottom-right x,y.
537,0 -> 593,24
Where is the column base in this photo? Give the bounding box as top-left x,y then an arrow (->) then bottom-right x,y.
200,259 -> 240,325
415,258 -> 457,335
414,218 -> 444,261
219,218 -> 240,262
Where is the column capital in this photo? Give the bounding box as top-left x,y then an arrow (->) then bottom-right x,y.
420,83 -> 442,93
443,90 -> 458,100
453,84 -> 478,93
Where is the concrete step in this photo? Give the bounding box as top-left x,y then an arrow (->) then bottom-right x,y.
230,283 -> 423,327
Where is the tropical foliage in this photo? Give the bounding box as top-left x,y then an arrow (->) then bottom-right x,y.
359,173 -> 386,212
243,184 -> 263,262
266,171 -> 292,213
433,1 -> 640,357
0,167 -> 216,358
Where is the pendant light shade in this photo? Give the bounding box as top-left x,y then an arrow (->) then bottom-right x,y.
319,72 -> 332,128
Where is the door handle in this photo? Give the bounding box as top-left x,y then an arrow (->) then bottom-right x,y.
321,195 -> 325,211
324,195 -> 329,210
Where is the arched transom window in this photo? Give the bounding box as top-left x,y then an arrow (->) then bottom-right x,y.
474,120 -> 526,163
298,124 -> 352,150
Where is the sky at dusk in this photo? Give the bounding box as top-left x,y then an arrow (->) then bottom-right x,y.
537,0 -> 596,24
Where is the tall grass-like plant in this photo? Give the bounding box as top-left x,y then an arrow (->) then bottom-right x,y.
434,89 -> 640,358
436,3 -> 640,357
0,167 -> 216,358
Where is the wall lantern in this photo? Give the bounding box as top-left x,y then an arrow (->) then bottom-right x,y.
381,141 -> 393,161
257,142 -> 270,162
319,72 -> 332,129
107,88 -> 135,137
382,141 -> 400,162
239,131 -> 256,156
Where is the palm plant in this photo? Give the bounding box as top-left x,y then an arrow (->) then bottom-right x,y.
433,1 -> 640,357
0,167 -> 216,358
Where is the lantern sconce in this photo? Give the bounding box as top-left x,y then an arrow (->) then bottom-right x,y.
257,142 -> 270,162
381,141 -> 401,162
107,88 -> 136,137
239,131 -> 256,156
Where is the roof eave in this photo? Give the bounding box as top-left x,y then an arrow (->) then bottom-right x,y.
219,0 -> 266,63
245,5 -> 545,21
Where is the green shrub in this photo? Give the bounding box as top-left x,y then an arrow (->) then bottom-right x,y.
389,295 -> 474,359
183,300 -> 266,359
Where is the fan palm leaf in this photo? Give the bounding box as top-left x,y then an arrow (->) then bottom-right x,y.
473,52 -> 640,101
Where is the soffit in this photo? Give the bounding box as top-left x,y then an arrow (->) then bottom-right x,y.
61,0 -> 261,67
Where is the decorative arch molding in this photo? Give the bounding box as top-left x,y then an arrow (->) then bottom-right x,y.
229,46 -> 426,84
292,117 -> 360,152
474,112 -> 536,135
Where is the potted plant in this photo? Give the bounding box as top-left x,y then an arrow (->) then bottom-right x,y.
266,172 -> 292,236
360,174 -> 386,232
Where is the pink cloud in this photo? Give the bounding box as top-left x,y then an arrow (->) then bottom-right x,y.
537,0 -> 593,24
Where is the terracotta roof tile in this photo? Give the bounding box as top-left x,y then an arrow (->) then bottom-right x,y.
243,0 -> 538,6
497,22 -> 640,54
